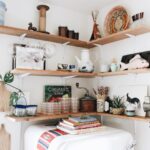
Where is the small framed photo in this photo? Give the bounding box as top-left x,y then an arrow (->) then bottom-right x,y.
12,44 -> 46,70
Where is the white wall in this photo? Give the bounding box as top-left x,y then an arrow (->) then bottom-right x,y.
0,0 -> 92,150
91,0 -> 150,150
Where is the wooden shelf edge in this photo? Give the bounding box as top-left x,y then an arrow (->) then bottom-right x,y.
97,112 -> 150,122
98,68 -> 150,77
0,26 -> 149,48
89,26 -> 150,45
11,69 -> 97,78
6,112 -> 150,122
0,25 -> 93,48
6,112 -> 98,122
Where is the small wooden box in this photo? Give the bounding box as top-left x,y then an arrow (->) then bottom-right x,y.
79,97 -> 96,112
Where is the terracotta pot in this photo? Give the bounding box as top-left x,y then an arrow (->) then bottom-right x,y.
112,108 -> 124,115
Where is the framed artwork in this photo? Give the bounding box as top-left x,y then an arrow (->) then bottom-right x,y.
45,85 -> 72,102
12,44 -> 46,70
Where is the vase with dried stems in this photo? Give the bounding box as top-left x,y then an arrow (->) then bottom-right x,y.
90,10 -> 101,41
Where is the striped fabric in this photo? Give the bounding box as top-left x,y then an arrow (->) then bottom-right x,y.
37,129 -> 67,150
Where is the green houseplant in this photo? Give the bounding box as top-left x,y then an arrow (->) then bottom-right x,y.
0,72 -> 24,106
111,96 -> 124,115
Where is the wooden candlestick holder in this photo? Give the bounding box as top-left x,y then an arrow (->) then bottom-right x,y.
37,4 -> 50,34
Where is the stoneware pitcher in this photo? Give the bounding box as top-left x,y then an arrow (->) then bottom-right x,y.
75,49 -> 94,73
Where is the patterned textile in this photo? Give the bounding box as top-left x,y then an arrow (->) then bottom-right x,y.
37,129 -> 67,150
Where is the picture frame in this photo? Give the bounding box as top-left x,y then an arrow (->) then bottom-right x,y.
44,85 -> 72,102
12,44 -> 46,70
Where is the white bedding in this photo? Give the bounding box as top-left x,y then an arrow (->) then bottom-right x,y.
24,125 -> 134,150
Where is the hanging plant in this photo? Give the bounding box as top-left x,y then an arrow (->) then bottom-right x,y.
0,72 -> 24,106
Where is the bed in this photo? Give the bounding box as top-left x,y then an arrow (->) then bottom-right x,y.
24,124 -> 134,150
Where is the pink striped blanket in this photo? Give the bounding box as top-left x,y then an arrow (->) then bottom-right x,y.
37,129 -> 67,150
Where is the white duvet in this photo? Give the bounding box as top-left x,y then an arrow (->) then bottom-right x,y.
24,125 -> 134,150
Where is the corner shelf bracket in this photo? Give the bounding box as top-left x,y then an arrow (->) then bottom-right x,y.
125,33 -> 136,38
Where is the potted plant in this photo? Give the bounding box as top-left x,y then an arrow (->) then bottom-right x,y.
111,96 -> 124,115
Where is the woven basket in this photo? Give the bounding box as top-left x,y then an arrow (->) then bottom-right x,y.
112,108 -> 124,115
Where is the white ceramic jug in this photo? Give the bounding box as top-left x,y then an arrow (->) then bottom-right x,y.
75,49 -> 94,73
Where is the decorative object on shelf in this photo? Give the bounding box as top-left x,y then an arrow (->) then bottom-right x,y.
111,96 -> 124,115
71,97 -> 79,113
13,44 -> 47,70
100,64 -> 110,72
120,54 -> 149,71
58,26 -> 79,40
0,73 -> 11,112
58,26 -> 68,37
37,3 -> 49,34
45,85 -> 71,102
61,97 -> 71,113
143,96 -> 150,117
57,63 -> 68,70
76,83 -> 96,112
40,102 -> 61,114
0,1 -> 7,25
104,6 -> 130,35
75,49 -> 94,73
0,72 -> 37,116
57,64 -> 76,72
125,93 -> 140,117
94,86 -> 109,112
114,85 -> 147,116
28,22 -> 37,31
90,10 -> 101,41
110,58 -> 118,72
26,105 -> 38,116
0,124 -> 11,150
131,12 -> 144,28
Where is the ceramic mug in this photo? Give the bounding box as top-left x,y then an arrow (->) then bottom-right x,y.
100,64 -> 109,72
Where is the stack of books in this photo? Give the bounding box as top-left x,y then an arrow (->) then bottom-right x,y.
57,116 -> 102,134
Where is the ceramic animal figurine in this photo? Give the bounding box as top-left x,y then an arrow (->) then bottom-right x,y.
125,93 -> 140,116
126,93 -> 140,104
75,49 -> 94,73
28,22 -> 37,31
120,54 -> 149,70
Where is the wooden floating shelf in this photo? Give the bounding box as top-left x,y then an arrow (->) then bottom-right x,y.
0,26 -> 150,48
89,26 -> 150,45
11,69 -> 97,78
6,112 -> 150,122
98,112 -> 150,122
6,112 -> 98,122
98,68 -> 150,77
0,25 -> 94,48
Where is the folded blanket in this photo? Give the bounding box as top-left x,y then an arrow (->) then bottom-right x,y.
37,129 -> 67,150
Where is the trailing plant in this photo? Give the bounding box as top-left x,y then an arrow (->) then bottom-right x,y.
0,72 -> 24,106
112,96 -> 124,108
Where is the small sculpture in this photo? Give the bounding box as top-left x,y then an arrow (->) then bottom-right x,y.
28,22 -> 37,31
90,10 -> 101,41
125,93 -> 140,116
120,54 -> 149,70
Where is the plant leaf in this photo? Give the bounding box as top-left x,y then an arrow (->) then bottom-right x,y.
4,72 -> 14,84
10,92 -> 19,106
0,74 -> 2,80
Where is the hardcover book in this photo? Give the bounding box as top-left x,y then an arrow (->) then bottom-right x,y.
69,116 -> 97,123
